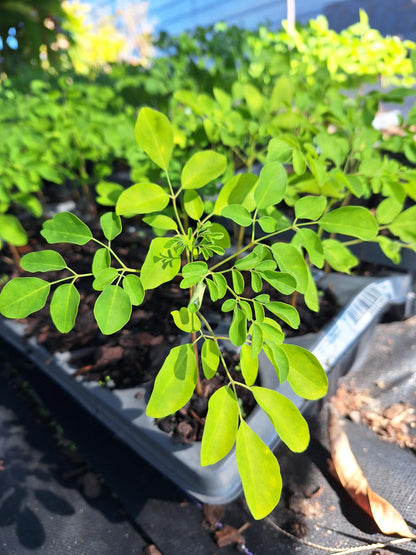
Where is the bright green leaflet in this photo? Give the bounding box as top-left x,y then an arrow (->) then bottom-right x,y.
322,239 -> 359,273
319,206 -> 378,240
180,261 -> 209,289
140,237 -> 181,290
93,267 -> 118,291
21,250 -> 67,273
116,183 -> 170,216
254,162 -> 287,209
50,283 -> 80,333
264,301 -> 300,329
181,150 -> 226,190
146,344 -> 198,418
236,420 -> 282,520
184,190 -> 204,220
293,228 -> 324,269
100,212 -> 122,241
240,344 -> 259,386
221,205 -> 252,227
294,196 -> 327,220
271,243 -> 309,293
229,308 -> 247,346
0,214 -> 27,246
280,344 -> 328,400
123,275 -> 144,306
92,248 -> 111,278
135,107 -> 173,171
200,386 -> 239,465
231,269 -> 244,295
0,277 -> 50,318
201,339 -> 220,379
251,387 -> 310,452
41,212 -> 93,245
142,215 -> 178,231
171,307 -> 201,333
388,205 -> 416,242
93,285 -> 132,335
213,173 -> 258,215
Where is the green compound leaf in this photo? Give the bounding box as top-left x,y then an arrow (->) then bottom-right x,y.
92,248 -> 111,278
260,271 -> 296,295
201,339 -> 220,379
322,239 -> 358,273
146,344 -> 198,417
272,243 -> 309,293
221,205 -> 252,227
142,214 -> 178,231
140,237 -> 181,290
181,150 -> 226,190
229,307 -> 247,346
116,183 -> 169,216
251,386 -> 310,453
92,267 -> 118,291
254,162 -> 287,210
94,285 -> 132,335
201,386 -> 239,465
0,277 -> 50,318
231,269 -> 245,295
0,214 -> 27,246
294,195 -> 327,220
236,420 -> 282,520
41,212 -> 92,245
319,206 -> 378,240
123,274 -> 144,306
20,250 -> 66,273
240,344 -> 259,386
171,306 -> 201,333
263,343 -> 289,383
280,344 -> 328,400
184,190 -> 204,220
100,212 -> 122,241
264,301 -> 300,329
50,283 -> 80,333
135,107 -> 173,171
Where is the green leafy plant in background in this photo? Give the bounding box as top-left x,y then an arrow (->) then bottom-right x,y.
3,107 -> 415,519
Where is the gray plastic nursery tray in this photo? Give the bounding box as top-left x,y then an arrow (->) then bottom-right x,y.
0,272 -> 413,505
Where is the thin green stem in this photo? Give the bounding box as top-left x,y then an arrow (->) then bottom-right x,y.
165,170 -> 186,236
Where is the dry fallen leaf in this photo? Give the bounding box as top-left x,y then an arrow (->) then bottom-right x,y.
328,404 -> 416,539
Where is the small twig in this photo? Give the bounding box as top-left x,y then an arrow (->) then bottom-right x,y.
265,517 -> 415,554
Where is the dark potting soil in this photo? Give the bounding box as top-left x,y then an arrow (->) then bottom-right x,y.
0,219 -> 338,443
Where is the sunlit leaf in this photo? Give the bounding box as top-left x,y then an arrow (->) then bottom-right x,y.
171,306 -> 201,332
94,285 -> 132,334
181,150 -> 226,190
50,283 -> 80,333
21,250 -> 66,273
146,344 -> 198,417
201,339 -> 220,379
252,386 -> 309,452
201,386 -> 239,465
41,212 -> 92,245
135,107 -> 174,171
116,183 -> 169,216
236,420 -> 282,520
280,344 -> 328,400
0,277 -> 50,318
